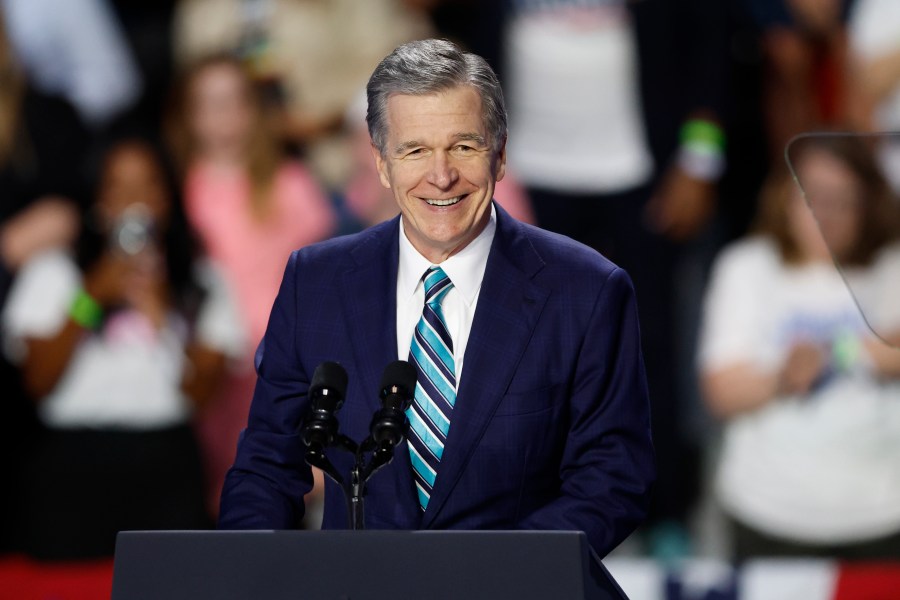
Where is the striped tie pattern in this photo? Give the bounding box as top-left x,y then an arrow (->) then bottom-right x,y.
407,266 -> 456,511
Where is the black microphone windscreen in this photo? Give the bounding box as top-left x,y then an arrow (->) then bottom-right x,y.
380,360 -> 417,394
311,361 -> 349,397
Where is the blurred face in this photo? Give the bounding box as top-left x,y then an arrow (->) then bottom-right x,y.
372,86 -> 506,263
792,149 -> 864,261
97,143 -> 170,228
188,62 -> 254,157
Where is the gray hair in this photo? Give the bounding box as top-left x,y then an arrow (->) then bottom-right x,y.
366,38 -> 507,156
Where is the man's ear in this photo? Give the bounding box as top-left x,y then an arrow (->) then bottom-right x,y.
494,136 -> 507,183
371,144 -> 391,189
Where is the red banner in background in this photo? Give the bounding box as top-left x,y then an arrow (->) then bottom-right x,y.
0,556 -> 114,600
1,555 -> 899,600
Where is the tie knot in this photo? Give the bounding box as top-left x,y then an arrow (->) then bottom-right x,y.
423,266 -> 453,304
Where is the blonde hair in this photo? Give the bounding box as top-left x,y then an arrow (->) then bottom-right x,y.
166,54 -> 281,221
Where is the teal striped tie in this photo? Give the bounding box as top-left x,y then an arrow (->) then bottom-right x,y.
406,266 -> 456,511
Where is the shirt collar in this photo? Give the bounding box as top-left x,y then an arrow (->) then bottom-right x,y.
398,204 -> 497,306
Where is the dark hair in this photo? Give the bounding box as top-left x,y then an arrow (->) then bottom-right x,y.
366,38 -> 507,156
77,124 -> 203,317
756,134 -> 900,266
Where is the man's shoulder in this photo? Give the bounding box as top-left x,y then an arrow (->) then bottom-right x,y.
500,213 -> 620,280
292,217 -> 398,266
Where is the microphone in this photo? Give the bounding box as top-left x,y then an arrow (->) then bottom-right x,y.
301,361 -> 349,450
369,360 -> 417,448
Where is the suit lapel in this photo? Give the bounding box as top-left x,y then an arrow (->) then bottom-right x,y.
422,205 -> 549,527
340,219 -> 421,526
342,220 -> 400,410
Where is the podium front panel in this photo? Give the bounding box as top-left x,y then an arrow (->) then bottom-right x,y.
112,530 -> 626,600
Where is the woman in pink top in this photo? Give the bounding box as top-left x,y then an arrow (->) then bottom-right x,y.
167,55 -> 336,521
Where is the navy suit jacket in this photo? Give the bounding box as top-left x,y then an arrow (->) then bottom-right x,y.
218,203 -> 655,557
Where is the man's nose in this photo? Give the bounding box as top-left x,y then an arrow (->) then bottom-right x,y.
426,152 -> 459,189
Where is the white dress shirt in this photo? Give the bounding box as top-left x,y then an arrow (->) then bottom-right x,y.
396,205 -> 497,384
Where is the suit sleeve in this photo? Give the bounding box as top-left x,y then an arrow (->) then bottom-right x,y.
218,251 -> 314,529
517,267 -> 656,556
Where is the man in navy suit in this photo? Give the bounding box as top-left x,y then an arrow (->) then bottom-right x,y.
218,38 -> 655,557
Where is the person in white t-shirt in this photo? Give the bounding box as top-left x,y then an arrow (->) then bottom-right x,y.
1,134 -> 245,560
698,134 -> 900,560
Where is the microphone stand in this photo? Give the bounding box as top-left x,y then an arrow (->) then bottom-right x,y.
303,433 -> 401,530
303,433 -> 356,528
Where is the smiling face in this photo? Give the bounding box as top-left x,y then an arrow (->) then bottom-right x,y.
372,86 -> 506,263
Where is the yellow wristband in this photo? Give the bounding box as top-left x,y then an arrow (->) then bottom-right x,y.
70,288 -> 103,329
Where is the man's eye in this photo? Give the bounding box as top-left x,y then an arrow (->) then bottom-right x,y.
455,145 -> 475,153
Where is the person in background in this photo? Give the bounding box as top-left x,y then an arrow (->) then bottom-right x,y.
1,134 -> 245,559
172,0 -> 433,190
166,54 -> 337,522
0,11 -> 85,554
698,135 -> 900,561
744,0 -> 854,163
0,0 -> 142,130
0,9 -> 86,284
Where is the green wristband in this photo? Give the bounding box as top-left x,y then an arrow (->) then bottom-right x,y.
679,119 -> 726,152
70,288 -> 103,329
832,331 -> 865,374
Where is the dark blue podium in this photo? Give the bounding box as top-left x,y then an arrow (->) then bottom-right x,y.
111,530 -> 627,599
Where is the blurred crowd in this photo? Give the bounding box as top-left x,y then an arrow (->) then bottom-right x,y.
1,0 -> 900,566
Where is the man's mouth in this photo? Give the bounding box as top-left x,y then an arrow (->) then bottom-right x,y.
425,196 -> 463,207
